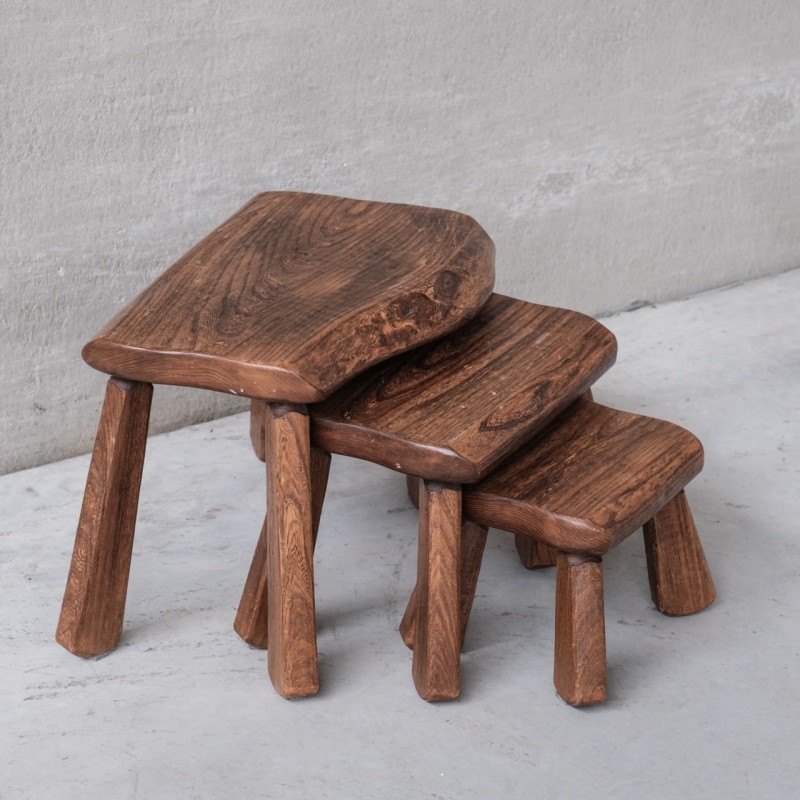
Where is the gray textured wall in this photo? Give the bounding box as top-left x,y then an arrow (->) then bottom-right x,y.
3,1 -> 800,474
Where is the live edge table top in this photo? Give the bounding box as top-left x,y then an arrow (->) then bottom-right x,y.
312,294 -> 618,483
82,191 -> 496,403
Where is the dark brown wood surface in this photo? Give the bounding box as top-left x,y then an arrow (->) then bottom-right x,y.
250,398 -> 268,462
234,448 -> 331,648
400,520 -> 487,652
514,535 -> 557,569
643,490 -> 716,615
312,295 -> 617,483
82,192 -> 495,403
510,388 -> 590,571
411,481 -> 463,702
464,398 -> 704,554
401,399 -> 713,706
264,403 -> 319,698
56,378 -> 152,656
553,554 -> 607,706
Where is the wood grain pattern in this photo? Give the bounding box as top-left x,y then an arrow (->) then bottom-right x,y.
464,398 -> 704,554
56,378 -> 152,656
412,481 -> 462,701
82,192 -> 495,403
447,399 -> 713,705
301,317 -> 613,700
511,387 -> 586,570
553,553 -> 607,707
234,448 -> 331,648
264,403 -> 319,698
312,294 -> 617,482
643,490 -> 716,615
400,520 -> 488,651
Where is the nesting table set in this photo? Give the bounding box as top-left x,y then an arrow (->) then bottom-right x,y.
57,192 -> 715,706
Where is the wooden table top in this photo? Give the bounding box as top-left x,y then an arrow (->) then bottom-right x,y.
464,398 -> 704,553
82,192 -> 495,402
312,294 -> 618,482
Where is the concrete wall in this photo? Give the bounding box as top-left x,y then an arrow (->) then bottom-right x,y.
3,1 -> 800,474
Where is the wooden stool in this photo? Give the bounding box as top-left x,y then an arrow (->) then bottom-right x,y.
406,397 -> 716,705
240,294 -> 618,700
56,191 -> 495,699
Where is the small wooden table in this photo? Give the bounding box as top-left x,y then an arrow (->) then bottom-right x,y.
56,191 -> 495,698
413,398 -> 715,705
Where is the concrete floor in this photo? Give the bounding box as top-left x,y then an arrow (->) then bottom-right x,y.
2,269 -> 800,799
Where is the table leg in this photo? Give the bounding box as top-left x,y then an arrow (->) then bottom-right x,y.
406,473 -> 420,508
264,402 -> 320,698
56,378 -> 152,657
400,520 -> 487,652
249,399 -> 268,462
412,480 -> 462,701
514,535 -> 558,569
643,490 -> 716,616
553,552 -> 607,706
235,447 -> 330,648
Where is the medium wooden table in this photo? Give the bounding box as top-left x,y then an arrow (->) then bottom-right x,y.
56,191 -> 495,698
414,397 -> 715,705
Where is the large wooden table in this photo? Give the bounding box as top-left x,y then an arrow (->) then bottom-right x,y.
56,191 -> 495,698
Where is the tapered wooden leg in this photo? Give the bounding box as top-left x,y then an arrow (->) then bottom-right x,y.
399,592 -> 416,647
553,553 -> 607,706
400,521 -> 488,651
643,490 -> 716,616
515,535 -> 558,569
265,403 -> 319,698
235,517 -> 271,647
412,480 -> 462,701
455,521 -> 488,646
250,399 -> 268,462
234,448 -> 331,648
406,474 -> 420,509
56,378 -> 152,657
